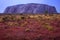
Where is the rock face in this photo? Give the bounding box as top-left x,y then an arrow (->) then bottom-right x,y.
4,3 -> 57,13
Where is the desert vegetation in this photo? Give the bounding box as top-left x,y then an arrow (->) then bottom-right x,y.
0,14 -> 60,40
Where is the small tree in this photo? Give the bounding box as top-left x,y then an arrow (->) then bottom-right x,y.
45,10 -> 48,13
3,17 -> 8,21
45,10 -> 49,16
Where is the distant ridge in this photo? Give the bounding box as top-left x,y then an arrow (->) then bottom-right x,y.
4,3 -> 57,14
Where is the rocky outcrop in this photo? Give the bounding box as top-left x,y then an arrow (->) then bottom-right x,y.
4,3 -> 57,13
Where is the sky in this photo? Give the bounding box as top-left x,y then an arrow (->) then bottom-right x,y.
0,0 -> 60,13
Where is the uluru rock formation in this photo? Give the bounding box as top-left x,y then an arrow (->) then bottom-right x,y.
4,3 -> 57,13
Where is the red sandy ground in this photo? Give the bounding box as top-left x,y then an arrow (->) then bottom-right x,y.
0,14 -> 60,40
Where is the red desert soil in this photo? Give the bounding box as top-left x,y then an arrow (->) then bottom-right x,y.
0,14 -> 60,40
